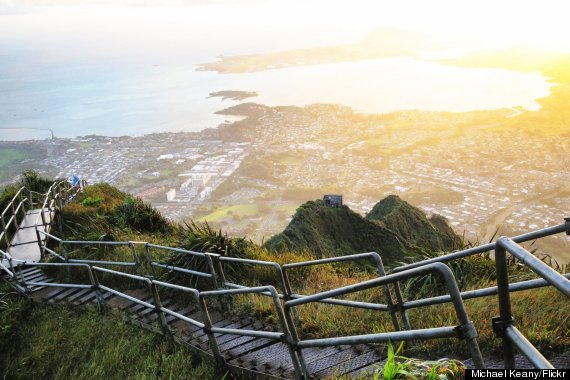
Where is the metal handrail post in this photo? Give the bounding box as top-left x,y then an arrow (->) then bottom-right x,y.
205,254 -> 220,289
206,253 -> 231,313
504,326 -> 554,369
278,279 -> 308,377
57,198 -> 63,232
16,265 -> 28,290
281,270 -> 302,326
369,252 -> 402,331
435,264 -> 485,369
267,286 -> 308,380
213,254 -> 226,285
129,243 -> 142,275
270,263 -> 304,344
393,281 -> 411,330
493,242 -> 516,369
498,237 -> 570,298
40,205 -> 47,227
143,244 -> 158,278
196,294 -> 225,374
149,281 -> 171,336
8,256 -> 15,277
36,226 -> 45,260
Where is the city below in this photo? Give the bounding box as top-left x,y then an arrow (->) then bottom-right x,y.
1,100 -> 569,265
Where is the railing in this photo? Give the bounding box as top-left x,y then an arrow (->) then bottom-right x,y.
285,262 -> 486,376
1,182 -> 568,376
0,232 -> 489,378
34,180 -> 86,256
0,180 -> 83,258
0,187 -> 35,251
493,237 -> 570,369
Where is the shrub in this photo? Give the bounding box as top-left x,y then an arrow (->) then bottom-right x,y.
110,196 -> 170,234
81,197 -> 103,207
19,170 -> 53,194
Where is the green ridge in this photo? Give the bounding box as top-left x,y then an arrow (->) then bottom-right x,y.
264,199 -> 418,264
366,195 -> 461,252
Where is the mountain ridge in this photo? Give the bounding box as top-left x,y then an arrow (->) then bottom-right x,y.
265,195 -> 461,264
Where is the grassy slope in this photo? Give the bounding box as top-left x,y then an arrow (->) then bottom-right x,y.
264,200 -> 417,264
55,184 -> 570,359
2,179 -> 567,374
366,195 -> 461,252
0,282 -> 214,380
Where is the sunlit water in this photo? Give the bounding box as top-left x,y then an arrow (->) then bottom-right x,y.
0,56 -> 551,141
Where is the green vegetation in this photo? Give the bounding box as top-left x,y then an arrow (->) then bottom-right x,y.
371,341 -> 465,379
264,197 -> 462,265
0,170 -> 54,212
0,148 -> 25,167
0,145 -> 49,185
0,282 -> 214,379
198,204 -> 258,223
81,196 -> 104,206
366,195 -> 462,252
265,200 -> 409,263
62,183 -> 173,240
2,179 -> 568,375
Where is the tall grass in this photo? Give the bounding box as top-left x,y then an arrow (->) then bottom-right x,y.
0,289 -> 215,380
36,181 -> 570,365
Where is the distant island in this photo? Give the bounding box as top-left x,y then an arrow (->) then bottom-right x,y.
197,28 -> 441,74
207,90 -> 258,101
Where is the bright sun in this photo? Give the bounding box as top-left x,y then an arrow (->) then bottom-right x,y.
1,0 -> 570,53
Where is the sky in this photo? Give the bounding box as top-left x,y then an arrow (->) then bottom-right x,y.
1,0 -> 570,60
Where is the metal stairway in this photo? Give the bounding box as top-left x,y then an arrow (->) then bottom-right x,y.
6,208 -> 52,262
1,181 -> 569,379
1,182 -> 77,268
13,265 -> 388,379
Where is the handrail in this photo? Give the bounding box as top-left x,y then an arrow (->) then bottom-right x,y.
497,237 -> 570,297
493,236 -> 570,369
402,273 -> 570,310
144,243 -> 218,287
4,180 -> 569,373
285,262 -> 485,369
0,187 -> 26,218
1,197 -> 30,250
393,221 -> 569,273
282,251 -> 403,330
199,284 -> 305,378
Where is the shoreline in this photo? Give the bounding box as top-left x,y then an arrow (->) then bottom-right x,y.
0,97 -> 543,143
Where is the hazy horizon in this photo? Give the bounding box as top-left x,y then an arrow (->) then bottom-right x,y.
2,0 -> 569,140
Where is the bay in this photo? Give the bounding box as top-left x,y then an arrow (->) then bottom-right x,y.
0,56 -> 551,141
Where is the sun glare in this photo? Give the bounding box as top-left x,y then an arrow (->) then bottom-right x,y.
1,0 -> 570,53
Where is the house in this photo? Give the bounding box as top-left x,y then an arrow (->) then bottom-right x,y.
323,194 -> 343,207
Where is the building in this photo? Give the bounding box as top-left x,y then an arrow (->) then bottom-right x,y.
166,189 -> 177,202
323,194 -> 343,207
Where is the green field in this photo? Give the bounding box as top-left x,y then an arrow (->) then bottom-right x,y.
277,203 -> 298,216
0,148 -> 25,167
0,145 -> 51,186
0,148 -> 27,184
198,204 -> 259,222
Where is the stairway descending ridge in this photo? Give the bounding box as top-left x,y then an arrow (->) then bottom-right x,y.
1,180 -> 569,379
12,265 -> 388,379
7,208 -> 53,263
